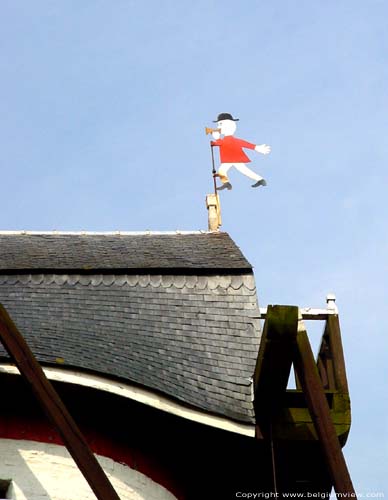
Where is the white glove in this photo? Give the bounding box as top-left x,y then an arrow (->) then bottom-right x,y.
212,131 -> 221,140
255,144 -> 271,155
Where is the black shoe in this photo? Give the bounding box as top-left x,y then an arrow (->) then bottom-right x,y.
252,179 -> 267,188
217,182 -> 232,191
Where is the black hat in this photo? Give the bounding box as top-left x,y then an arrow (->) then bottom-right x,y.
213,112 -> 239,122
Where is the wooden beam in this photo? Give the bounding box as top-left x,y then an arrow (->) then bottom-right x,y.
317,355 -> 329,390
293,319 -> 355,495
325,315 -> 349,393
253,305 -> 299,424
317,316 -> 349,393
0,304 -> 121,500
260,306 -> 336,321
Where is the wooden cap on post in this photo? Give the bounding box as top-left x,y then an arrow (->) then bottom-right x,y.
206,194 -> 222,231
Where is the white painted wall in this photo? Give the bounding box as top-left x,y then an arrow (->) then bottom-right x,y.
0,439 -> 177,500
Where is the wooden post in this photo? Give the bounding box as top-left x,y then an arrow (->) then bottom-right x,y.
254,305 -> 299,419
293,318 -> 355,495
326,315 -> 349,393
317,315 -> 349,393
0,304 -> 121,500
206,193 -> 222,230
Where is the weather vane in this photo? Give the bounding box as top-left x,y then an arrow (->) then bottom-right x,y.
205,112 -> 271,191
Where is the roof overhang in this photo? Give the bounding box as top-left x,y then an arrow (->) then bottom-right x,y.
0,363 -> 255,438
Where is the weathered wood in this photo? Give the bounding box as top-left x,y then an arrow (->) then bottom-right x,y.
294,368 -> 302,390
293,320 -> 355,495
206,193 -> 222,230
317,357 -> 329,389
260,307 -> 336,320
254,305 -> 299,426
270,392 -> 351,443
317,316 -> 349,393
326,357 -> 336,391
0,304 -> 121,500
326,315 -> 349,393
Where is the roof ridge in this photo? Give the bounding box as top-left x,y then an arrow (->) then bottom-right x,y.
0,230 -> 215,236
0,231 -> 252,271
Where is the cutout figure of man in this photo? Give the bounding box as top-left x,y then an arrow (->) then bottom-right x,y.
210,113 -> 271,190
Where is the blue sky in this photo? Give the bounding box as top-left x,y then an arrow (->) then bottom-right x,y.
1,1 -> 387,492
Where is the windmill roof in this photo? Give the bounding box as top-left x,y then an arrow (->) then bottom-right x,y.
0,231 -> 260,424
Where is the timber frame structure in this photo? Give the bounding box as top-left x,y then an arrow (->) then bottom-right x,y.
254,297 -> 354,494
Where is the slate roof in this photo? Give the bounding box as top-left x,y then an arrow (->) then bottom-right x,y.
0,232 -> 261,424
0,232 -> 251,272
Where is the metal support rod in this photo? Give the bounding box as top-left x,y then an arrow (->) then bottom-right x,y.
0,304 -> 121,500
269,422 -> 278,494
293,323 -> 355,495
210,144 -> 217,195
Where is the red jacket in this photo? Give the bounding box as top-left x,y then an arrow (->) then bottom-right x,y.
211,136 -> 255,163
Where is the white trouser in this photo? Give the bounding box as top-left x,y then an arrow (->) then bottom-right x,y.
218,163 -> 263,183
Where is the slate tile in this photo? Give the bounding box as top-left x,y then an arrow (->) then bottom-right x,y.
0,234 -> 261,424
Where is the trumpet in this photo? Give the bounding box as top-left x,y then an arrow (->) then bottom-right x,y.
205,127 -> 221,135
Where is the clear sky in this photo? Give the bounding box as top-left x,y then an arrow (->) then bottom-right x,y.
1,1 -> 387,493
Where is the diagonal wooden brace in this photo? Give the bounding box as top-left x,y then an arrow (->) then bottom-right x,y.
0,304 -> 121,500
293,318 -> 355,495
253,305 -> 299,434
